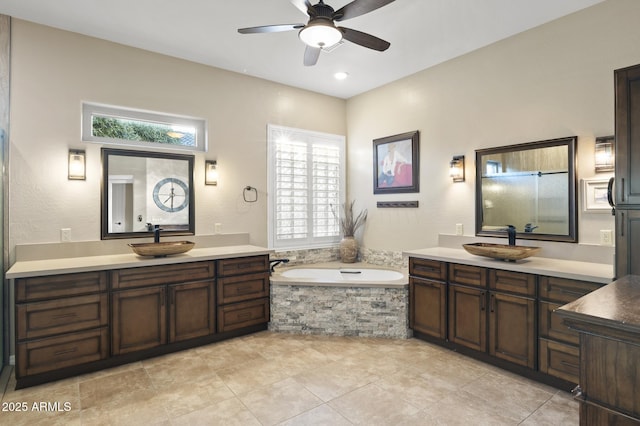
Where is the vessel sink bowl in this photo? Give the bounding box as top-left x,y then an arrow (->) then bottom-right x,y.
462,243 -> 541,261
129,241 -> 195,257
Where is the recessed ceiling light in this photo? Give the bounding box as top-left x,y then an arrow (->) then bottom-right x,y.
334,71 -> 349,80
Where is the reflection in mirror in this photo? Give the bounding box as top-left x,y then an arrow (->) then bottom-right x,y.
475,136 -> 577,243
101,148 -> 195,239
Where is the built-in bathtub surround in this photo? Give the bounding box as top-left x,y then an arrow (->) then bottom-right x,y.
271,246 -> 406,270
359,247 -> 407,269
272,247 -> 340,267
270,263 -> 410,339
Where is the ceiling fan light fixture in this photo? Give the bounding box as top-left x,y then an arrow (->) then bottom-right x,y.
299,21 -> 342,49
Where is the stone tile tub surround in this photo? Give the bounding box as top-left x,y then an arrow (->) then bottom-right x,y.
270,262 -> 410,339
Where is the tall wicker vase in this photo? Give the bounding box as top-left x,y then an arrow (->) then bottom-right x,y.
339,236 -> 358,263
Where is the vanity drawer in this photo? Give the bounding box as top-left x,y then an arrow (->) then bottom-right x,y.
489,269 -> 536,297
17,294 -> 108,340
112,261 -> 215,289
217,255 -> 269,277
217,272 -> 269,305
539,276 -> 602,303
409,258 -> 447,281
16,271 -> 108,302
539,338 -> 579,384
16,327 -> 109,378
217,298 -> 269,333
539,301 -> 579,345
449,263 -> 487,288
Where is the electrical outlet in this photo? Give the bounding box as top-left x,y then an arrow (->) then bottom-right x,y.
61,228 -> 71,242
214,223 -> 222,234
600,229 -> 613,246
455,223 -> 464,236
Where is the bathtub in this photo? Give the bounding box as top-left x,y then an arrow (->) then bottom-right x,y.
272,265 -> 407,288
269,263 -> 410,338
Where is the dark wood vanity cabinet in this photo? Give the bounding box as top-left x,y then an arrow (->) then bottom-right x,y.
409,256 -> 605,388
448,266 -> 535,368
14,254 -> 271,388
538,276 -> 602,384
216,256 -> 270,333
409,258 -> 447,339
111,261 -> 215,355
15,271 -> 109,378
557,277 -> 640,425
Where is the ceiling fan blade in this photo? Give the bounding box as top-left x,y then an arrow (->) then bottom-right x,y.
339,27 -> 390,51
303,45 -> 321,66
334,0 -> 395,21
290,0 -> 315,16
238,24 -> 305,34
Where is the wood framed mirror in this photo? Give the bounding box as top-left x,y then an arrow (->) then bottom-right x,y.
475,136 -> 578,243
101,148 -> 195,239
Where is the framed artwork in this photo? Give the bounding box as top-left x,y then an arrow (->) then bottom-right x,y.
373,130 -> 419,194
582,178 -> 611,212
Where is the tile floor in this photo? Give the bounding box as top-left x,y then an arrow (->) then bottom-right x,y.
1,331 -> 578,425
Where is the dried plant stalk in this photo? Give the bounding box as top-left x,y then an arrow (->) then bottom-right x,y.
332,200 -> 368,237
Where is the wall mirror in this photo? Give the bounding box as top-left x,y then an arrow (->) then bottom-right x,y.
475,136 -> 578,243
101,148 -> 195,239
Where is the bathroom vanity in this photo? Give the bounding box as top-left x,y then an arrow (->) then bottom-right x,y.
8,245 -> 271,389
405,247 -> 612,390
557,276 -> 640,425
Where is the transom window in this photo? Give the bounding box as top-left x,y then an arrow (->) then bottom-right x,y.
267,124 -> 345,249
82,102 -> 207,152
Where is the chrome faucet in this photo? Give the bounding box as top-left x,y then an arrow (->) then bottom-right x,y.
506,225 -> 516,246
524,223 -> 538,233
153,225 -> 163,243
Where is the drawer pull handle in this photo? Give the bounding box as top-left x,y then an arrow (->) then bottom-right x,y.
560,360 -> 578,369
556,288 -> 587,297
52,313 -> 78,320
54,347 -> 78,356
237,312 -> 252,319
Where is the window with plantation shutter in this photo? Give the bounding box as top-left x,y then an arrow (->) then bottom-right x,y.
267,124 -> 345,249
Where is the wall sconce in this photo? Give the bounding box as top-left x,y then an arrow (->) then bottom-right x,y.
205,160 -> 218,185
594,136 -> 614,172
449,155 -> 465,182
68,149 -> 86,180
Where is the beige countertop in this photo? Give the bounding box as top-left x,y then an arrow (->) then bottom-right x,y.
6,244 -> 272,279
404,247 -> 614,284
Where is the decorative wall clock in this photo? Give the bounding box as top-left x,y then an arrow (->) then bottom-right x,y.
152,177 -> 189,212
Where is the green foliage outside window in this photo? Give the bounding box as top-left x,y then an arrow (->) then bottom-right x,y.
92,116 -> 193,146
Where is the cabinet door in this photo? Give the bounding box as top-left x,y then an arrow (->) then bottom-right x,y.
448,284 -> 486,351
169,281 -> 215,342
615,64 -> 640,206
410,277 -> 446,339
111,286 -> 166,355
489,292 -> 535,368
615,209 -> 640,278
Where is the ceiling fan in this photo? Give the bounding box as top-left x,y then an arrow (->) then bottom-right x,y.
238,0 -> 395,66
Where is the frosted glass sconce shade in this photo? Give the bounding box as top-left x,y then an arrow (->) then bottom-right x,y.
68,149 -> 86,180
594,136 -> 614,172
450,155 -> 465,182
205,160 -> 218,185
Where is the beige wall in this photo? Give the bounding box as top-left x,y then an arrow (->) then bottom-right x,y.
347,0 -> 639,252
8,0 -> 640,261
8,20 -> 346,259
